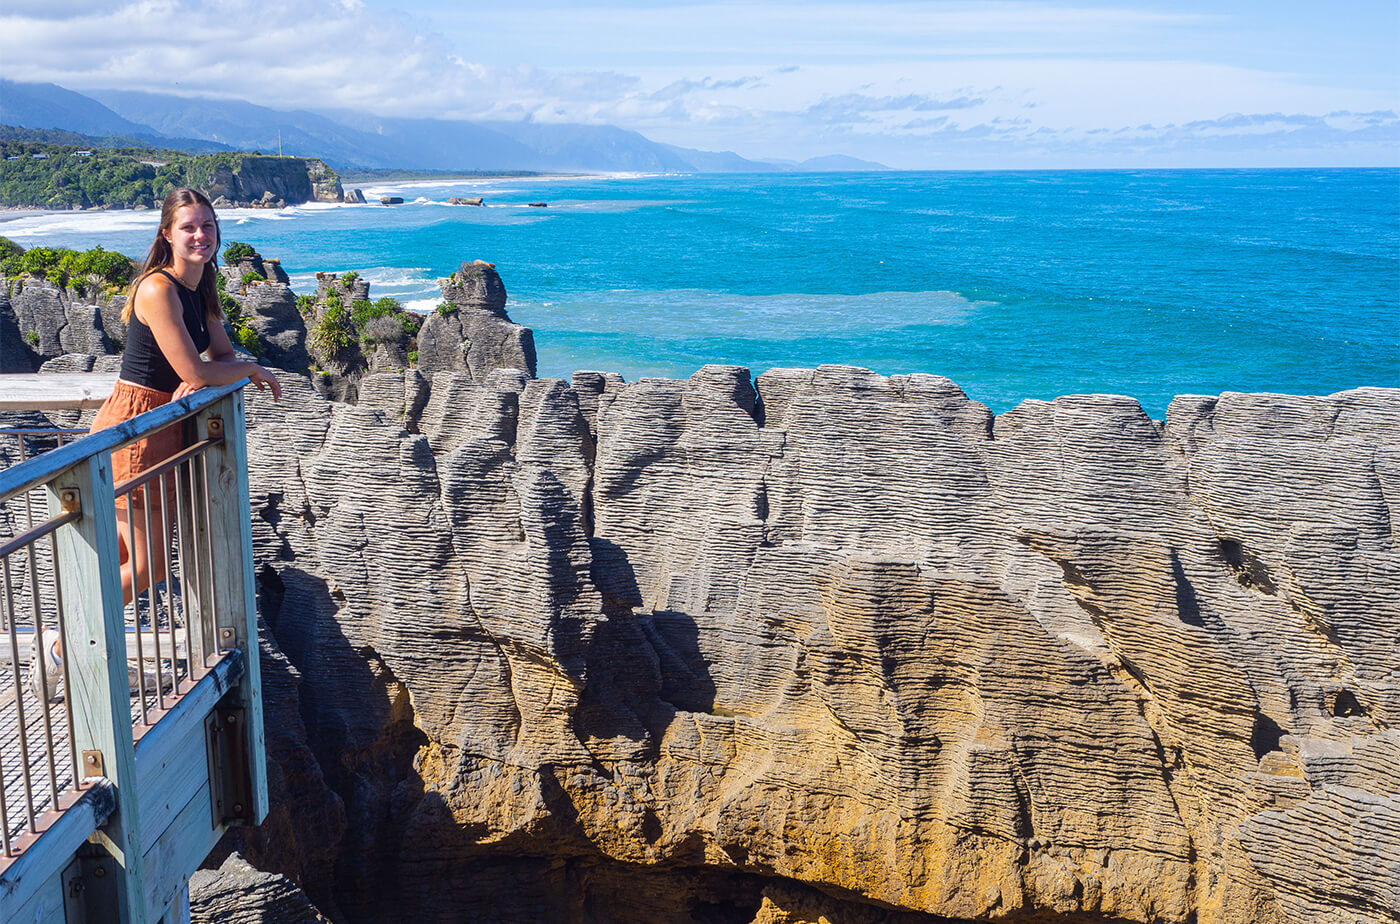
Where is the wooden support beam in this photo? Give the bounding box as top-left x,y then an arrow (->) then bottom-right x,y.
194,392 -> 268,823
49,454 -> 147,923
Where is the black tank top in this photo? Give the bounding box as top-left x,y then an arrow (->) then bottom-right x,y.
120,269 -> 212,393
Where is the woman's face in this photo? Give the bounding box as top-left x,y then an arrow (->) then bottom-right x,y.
164,203 -> 219,265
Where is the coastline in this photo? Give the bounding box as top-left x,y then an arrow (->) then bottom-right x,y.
0,172 -> 618,214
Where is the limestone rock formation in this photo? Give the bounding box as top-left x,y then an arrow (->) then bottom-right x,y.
415,261 -> 535,380
190,853 -> 330,923
307,160 -> 345,204
224,253 -> 291,287
232,365 -> 1400,924
1,276 -> 122,371
233,279 -> 312,374
200,156 -> 345,208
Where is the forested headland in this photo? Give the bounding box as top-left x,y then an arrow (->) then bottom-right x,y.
0,127 -> 344,209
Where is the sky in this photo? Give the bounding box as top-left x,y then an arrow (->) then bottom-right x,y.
1,0 -> 1397,168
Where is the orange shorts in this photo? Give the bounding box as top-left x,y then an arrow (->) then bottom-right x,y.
90,379 -> 182,532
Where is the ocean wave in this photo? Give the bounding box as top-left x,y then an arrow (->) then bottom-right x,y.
0,209 -> 160,238
283,266 -> 440,300
357,266 -> 436,288
401,297 -> 441,315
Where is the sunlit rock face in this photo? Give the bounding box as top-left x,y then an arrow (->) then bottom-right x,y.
236,365 -> 1399,924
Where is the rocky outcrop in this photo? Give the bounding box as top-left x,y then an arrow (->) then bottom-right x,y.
224,254 -> 291,287
190,853 -> 330,923
236,281 -> 312,373
416,261 -> 535,380
202,156 -> 345,208
1,276 -> 123,370
307,160 -> 344,204
232,365 -> 1400,924
3,253 -> 519,399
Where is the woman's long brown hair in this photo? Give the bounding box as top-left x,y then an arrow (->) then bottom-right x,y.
122,187 -> 224,322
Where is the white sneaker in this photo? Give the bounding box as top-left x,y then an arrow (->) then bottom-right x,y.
26,628 -> 64,703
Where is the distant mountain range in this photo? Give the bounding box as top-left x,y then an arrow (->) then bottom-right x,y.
0,80 -> 889,175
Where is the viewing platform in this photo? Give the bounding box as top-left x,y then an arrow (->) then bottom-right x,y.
0,376 -> 266,923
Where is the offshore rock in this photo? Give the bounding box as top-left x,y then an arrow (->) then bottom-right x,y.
235,365 -> 1400,924
415,261 -> 536,380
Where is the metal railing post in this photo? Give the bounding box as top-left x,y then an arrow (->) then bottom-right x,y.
194,390 -> 268,823
48,452 -> 147,924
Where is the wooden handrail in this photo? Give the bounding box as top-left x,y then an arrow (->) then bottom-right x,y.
0,379 -> 247,503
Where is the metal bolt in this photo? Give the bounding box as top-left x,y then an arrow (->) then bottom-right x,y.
226,714 -> 237,724
93,866 -> 107,878
60,488 -> 80,513
86,754 -> 98,765
233,803 -> 244,815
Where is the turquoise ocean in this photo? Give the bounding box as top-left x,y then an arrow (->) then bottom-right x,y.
3,169 -> 1397,417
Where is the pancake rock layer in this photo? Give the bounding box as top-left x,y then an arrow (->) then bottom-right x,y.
236,366 -> 1397,924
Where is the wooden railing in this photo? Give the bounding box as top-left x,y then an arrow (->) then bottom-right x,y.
0,377 -> 267,923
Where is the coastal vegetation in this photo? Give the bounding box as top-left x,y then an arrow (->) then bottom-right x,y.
0,235 -> 134,292
0,138 -> 341,209
213,269 -> 265,357
223,241 -> 257,263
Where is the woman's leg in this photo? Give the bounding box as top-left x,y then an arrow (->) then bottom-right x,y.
117,486 -> 171,607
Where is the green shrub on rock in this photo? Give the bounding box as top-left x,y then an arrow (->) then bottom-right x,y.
310,298 -> 356,358
223,241 -> 256,263
0,240 -> 134,290
232,322 -> 264,357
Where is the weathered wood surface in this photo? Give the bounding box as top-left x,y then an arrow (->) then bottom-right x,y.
0,373 -> 118,411
0,780 -> 114,923
196,391 -> 268,822
49,451 -> 146,922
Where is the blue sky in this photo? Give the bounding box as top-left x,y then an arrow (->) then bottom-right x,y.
1,0 -> 1396,167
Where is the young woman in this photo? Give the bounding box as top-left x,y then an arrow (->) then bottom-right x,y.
28,189 -> 281,700
91,187 -> 282,605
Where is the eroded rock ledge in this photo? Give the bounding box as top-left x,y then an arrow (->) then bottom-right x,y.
228,365 -> 1399,924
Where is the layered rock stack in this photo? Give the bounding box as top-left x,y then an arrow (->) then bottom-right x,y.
1,275 -> 123,371
415,261 -> 536,380
224,363 -> 1400,924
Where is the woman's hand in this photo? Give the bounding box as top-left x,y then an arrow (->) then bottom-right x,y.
172,381 -> 203,401
249,365 -> 283,400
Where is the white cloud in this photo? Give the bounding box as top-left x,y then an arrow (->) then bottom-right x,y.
0,0 -> 1395,166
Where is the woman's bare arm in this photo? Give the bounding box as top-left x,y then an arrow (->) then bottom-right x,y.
135,274 -> 282,399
